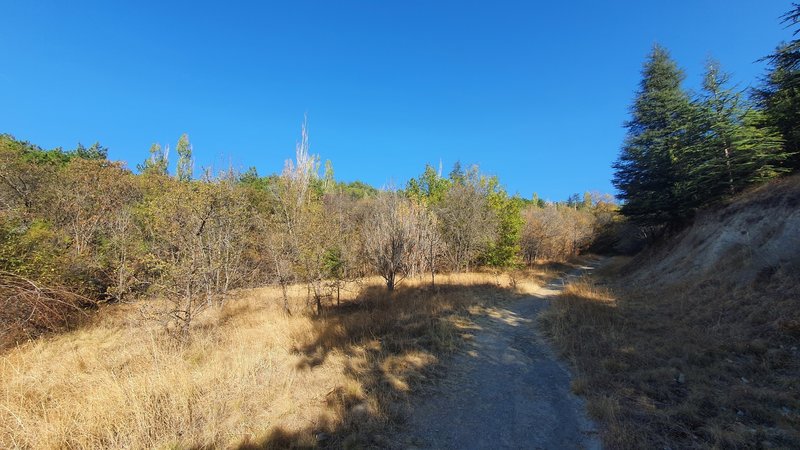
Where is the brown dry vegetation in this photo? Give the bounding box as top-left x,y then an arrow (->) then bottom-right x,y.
0,267 -> 555,449
542,176 -> 800,449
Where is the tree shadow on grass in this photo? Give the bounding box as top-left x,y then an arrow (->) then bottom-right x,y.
234,281 -> 516,449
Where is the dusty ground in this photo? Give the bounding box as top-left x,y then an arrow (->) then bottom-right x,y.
396,264 -> 602,450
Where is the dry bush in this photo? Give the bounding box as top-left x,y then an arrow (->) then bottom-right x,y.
0,271 -> 541,449
521,205 -> 595,263
541,258 -> 800,449
0,272 -> 92,351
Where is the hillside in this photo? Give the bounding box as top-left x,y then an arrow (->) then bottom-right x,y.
543,175 -> 800,448
627,173 -> 800,291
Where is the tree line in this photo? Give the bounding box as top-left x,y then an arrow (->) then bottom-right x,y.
0,124 -> 614,342
613,4 -> 800,229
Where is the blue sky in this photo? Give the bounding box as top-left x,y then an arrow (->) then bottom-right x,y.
0,1 -> 792,201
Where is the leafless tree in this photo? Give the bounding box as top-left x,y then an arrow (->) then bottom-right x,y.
521,205 -> 595,262
363,190 -> 422,291
435,181 -> 497,272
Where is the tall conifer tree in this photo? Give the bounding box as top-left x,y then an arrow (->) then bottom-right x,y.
613,45 -> 697,226
692,61 -> 788,203
756,4 -> 800,169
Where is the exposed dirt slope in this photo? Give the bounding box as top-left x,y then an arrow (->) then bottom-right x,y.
542,175 -> 800,448
628,174 -> 800,289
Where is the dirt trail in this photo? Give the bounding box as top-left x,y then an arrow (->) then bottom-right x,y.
397,263 -> 603,450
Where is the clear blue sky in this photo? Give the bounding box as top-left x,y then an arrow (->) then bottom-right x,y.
1,1 -> 793,201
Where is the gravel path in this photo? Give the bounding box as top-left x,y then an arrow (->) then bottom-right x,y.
397,264 -> 602,450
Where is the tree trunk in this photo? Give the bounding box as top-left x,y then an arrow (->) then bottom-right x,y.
281,283 -> 291,316
386,273 -> 395,291
724,147 -> 735,195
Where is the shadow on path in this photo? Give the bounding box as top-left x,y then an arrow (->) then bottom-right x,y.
396,262 -> 604,450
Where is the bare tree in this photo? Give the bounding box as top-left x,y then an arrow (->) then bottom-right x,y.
520,204 -> 596,262
436,181 -> 497,272
265,117 -> 333,314
416,205 -> 444,287
363,190 -> 421,291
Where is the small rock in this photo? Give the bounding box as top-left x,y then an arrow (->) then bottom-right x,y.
677,373 -> 685,384
741,377 -> 749,384
737,410 -> 745,416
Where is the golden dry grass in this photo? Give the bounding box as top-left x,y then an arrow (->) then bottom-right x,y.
0,266 -> 557,449
541,257 -> 800,449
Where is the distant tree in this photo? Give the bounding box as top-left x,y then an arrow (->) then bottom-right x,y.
449,161 -> 465,184
613,45 -> 699,227
582,192 -> 592,209
137,143 -> 169,176
406,164 -> 450,205
73,142 -> 109,160
175,134 -> 193,182
531,192 -> 546,208
240,166 -> 259,184
336,180 -> 378,199
322,160 -> 335,193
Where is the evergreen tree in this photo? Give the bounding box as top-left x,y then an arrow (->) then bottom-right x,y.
482,177 -> 523,269
613,45 -> 698,226
73,142 -> 108,160
691,61 -> 789,202
240,166 -> 259,184
175,134 -> 193,182
406,164 -> 450,205
755,4 -> 800,169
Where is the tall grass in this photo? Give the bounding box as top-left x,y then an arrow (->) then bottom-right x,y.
541,258 -> 800,449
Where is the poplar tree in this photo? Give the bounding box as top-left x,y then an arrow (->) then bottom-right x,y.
175,134 -> 193,182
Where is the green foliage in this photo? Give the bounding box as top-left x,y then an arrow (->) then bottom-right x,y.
755,4 -> 800,169
137,143 -> 169,176
685,62 -> 791,205
175,133 -> 193,182
0,134 -> 108,167
0,218 -> 67,282
333,180 -> 378,199
614,41 -> 796,228
322,247 -> 345,279
613,45 -> 699,226
406,164 -> 450,205
483,183 -> 523,269
73,142 -> 109,160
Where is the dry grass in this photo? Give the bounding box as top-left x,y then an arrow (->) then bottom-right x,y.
0,265 -> 558,449
541,257 -> 800,449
